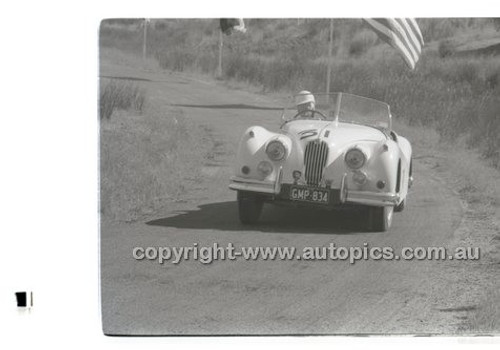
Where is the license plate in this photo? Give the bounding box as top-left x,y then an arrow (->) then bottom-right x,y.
290,186 -> 329,204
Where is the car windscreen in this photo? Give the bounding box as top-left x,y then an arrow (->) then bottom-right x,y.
316,93 -> 392,130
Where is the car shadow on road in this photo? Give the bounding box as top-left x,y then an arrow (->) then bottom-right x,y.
146,201 -> 372,235
171,103 -> 284,111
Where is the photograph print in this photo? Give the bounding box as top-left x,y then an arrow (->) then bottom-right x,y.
99,18 -> 500,335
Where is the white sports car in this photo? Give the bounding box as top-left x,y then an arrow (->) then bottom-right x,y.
229,93 -> 413,231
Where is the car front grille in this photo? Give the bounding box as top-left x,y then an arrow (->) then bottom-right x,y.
304,140 -> 329,186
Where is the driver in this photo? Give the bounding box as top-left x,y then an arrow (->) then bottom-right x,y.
294,90 -> 316,119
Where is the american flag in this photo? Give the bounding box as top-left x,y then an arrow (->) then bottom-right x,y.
364,18 -> 424,69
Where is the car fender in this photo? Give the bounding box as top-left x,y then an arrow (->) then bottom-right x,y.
234,126 -> 292,182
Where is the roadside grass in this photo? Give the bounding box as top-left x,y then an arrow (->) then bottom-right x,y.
394,119 -> 500,207
99,43 -> 208,222
99,46 -> 159,72
100,103 -> 206,222
465,290 -> 500,334
100,78 -> 146,119
394,118 -> 500,334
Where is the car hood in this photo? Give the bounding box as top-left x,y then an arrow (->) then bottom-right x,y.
282,120 -> 387,149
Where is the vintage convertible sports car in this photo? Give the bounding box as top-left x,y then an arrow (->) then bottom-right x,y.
229,92 -> 413,231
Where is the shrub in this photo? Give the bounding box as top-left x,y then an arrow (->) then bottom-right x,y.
470,98 -> 500,167
155,48 -> 198,72
486,72 -> 498,89
348,31 -> 376,57
100,79 -> 146,119
349,39 -> 366,57
492,18 -> 500,31
438,40 -> 455,58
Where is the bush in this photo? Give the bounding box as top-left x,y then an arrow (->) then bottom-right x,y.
348,31 -> 376,57
486,72 -> 498,89
349,39 -> 366,57
100,79 -> 146,119
438,40 -> 455,58
155,48 -> 198,72
470,98 -> 500,167
492,18 -> 500,31
420,19 -> 462,41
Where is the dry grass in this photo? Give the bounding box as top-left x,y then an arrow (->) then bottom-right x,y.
99,42 -> 209,222
100,78 -> 146,120
99,46 -> 159,71
99,105 -> 206,221
465,290 -> 500,334
393,118 -> 500,335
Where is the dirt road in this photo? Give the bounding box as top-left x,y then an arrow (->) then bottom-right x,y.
100,64 -> 490,335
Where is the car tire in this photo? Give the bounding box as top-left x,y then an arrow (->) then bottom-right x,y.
237,191 -> 264,225
394,198 -> 405,212
368,205 -> 394,232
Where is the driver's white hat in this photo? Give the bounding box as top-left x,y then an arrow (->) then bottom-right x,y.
295,90 -> 315,106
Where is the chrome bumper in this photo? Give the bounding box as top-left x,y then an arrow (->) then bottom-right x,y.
230,170 -> 398,207
229,166 -> 283,194
229,176 -> 278,194
346,191 -> 399,206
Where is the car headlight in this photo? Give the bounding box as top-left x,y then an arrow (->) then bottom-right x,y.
266,140 -> 287,161
345,148 -> 366,170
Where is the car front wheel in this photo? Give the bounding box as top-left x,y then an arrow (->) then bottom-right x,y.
237,191 -> 264,225
368,205 -> 394,232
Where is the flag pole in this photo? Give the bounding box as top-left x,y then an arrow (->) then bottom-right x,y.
143,18 -> 148,61
325,19 -> 334,103
217,30 -> 223,78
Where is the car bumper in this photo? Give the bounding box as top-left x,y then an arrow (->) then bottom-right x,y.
346,191 -> 399,206
229,174 -> 399,207
229,176 -> 278,194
